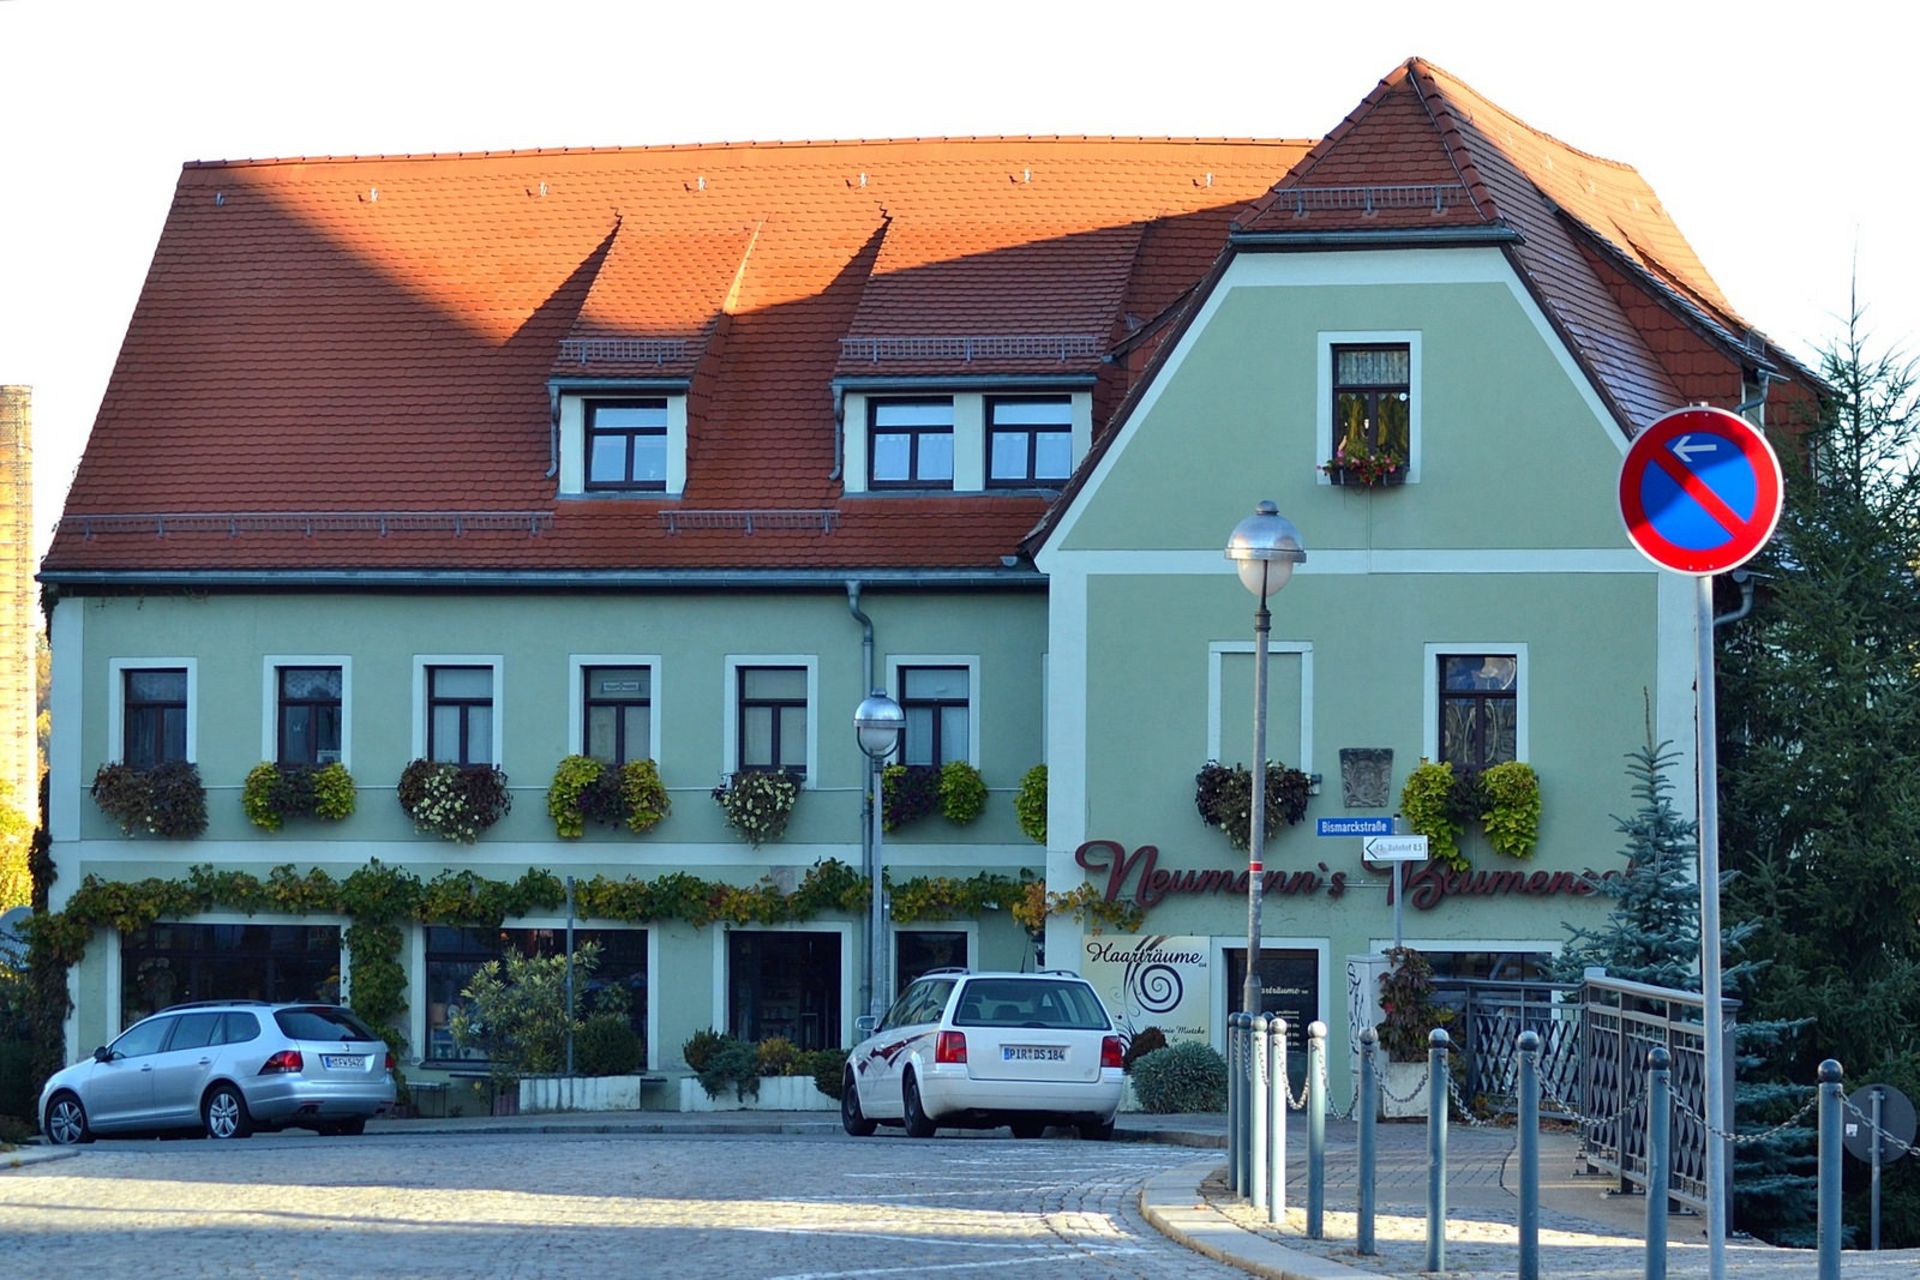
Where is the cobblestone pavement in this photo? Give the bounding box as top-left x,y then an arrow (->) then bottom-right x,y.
0,1129 -> 1243,1279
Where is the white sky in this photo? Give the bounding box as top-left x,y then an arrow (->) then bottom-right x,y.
3,0 -> 1915,562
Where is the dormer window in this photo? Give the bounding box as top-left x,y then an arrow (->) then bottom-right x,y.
554,382 -> 688,497
586,399 -> 669,491
987,396 -> 1072,487
870,399 -> 955,489
1332,344 -> 1410,460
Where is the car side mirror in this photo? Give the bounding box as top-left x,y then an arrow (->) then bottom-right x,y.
855,1015 -> 877,1038
93,1045 -> 112,1063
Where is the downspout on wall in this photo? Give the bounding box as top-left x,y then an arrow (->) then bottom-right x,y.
847,579 -> 877,1016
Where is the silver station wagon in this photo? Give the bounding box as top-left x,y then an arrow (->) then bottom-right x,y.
39,1001 -> 395,1142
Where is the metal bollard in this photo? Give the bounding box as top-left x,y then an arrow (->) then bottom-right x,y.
1427,1027 -> 1451,1275
1308,1020 -> 1327,1239
1817,1059 -> 1843,1280
1251,1014 -> 1271,1211
1358,1027 -> 1378,1255
1645,1046 -> 1671,1280
1268,1016 -> 1289,1225
1226,1013 -> 1241,1196
1518,1030 -> 1541,1280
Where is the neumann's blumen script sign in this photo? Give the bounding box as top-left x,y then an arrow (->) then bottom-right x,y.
1074,839 -> 1619,912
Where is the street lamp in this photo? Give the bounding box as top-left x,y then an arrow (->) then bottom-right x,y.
854,689 -> 906,1021
1224,500 -> 1307,1016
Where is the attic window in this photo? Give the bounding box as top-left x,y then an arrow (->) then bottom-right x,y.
1332,345 -> 1411,460
870,399 -> 955,489
586,400 -> 669,491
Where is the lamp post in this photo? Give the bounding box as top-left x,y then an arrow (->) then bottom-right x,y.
1224,500 -> 1307,1015
854,690 -> 906,1021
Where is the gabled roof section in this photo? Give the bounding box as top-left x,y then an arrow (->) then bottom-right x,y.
1237,58 -> 1814,433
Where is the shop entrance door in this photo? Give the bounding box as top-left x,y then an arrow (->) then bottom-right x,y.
1224,948 -> 1321,1083
728,931 -> 842,1051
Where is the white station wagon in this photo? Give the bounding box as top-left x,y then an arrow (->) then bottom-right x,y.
841,970 -> 1126,1140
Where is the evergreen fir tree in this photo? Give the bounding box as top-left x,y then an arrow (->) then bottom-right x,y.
1554,739 -> 1699,987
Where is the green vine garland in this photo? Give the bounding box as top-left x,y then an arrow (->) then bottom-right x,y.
1014,765 -> 1047,845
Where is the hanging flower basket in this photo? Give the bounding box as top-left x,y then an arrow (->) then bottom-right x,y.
712,770 -> 800,848
397,759 -> 511,843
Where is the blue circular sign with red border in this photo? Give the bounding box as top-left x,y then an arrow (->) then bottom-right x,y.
1619,406 -> 1783,575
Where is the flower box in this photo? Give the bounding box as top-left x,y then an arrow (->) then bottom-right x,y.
1327,465 -> 1406,488
677,1074 -> 837,1112
519,1074 -> 649,1113
1379,1058 -> 1431,1119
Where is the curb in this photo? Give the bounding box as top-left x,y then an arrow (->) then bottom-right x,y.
2,1145 -> 83,1171
1139,1159 -> 1375,1280
366,1119 -> 845,1138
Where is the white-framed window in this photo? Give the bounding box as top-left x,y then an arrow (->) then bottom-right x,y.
894,924 -> 976,998
884,654 -> 980,768
1423,643 -> 1529,769
841,388 -> 1093,495
723,655 -> 819,785
107,658 -> 197,767
410,656 -> 504,766
1318,331 -> 1422,483
261,655 -> 351,768
556,388 -> 688,497
1205,641 -> 1313,774
569,655 -> 663,767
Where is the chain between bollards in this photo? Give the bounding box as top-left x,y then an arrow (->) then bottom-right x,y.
1358,1026 -> 1378,1256
1518,1030 -> 1540,1280
1427,1027 -> 1450,1275
1817,1059 -> 1843,1280
1646,1046 -> 1672,1280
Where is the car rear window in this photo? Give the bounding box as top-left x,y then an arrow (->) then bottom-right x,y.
952,978 -> 1111,1030
274,1007 -> 379,1042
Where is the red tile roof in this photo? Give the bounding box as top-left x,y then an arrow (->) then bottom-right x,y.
48,137 -> 1306,575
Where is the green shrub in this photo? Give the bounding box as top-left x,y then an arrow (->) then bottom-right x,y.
1122,1026 -> 1168,1072
697,1037 -> 762,1101
755,1035 -> 801,1077
576,1014 -> 643,1077
449,942 -> 601,1084
681,1027 -> 727,1074
0,1039 -> 33,1120
806,1047 -> 849,1100
1129,1041 -> 1228,1113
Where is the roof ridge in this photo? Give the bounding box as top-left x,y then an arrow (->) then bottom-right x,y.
180,136 -> 1319,171
1408,57 -> 1641,173
1400,58 -> 1500,222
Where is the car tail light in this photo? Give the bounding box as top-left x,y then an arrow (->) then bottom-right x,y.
259,1049 -> 303,1075
1101,1035 -> 1125,1069
384,1051 -> 396,1072
935,1031 -> 968,1064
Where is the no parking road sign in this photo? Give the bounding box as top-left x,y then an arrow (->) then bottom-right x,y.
1619,406 -> 1782,575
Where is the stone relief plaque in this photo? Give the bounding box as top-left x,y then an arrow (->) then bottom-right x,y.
1339,747 -> 1394,808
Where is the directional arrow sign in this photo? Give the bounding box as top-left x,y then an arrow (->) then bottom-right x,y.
1363,835 -> 1430,862
1619,406 -> 1783,575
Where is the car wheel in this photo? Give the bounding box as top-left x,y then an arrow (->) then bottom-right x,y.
202,1085 -> 253,1140
841,1072 -> 878,1137
1077,1119 -> 1116,1141
44,1092 -> 92,1145
1009,1120 -> 1046,1139
901,1072 -> 938,1139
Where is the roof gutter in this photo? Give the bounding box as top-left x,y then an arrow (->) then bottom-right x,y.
1228,226 -> 1524,251
38,566 -> 1047,592
830,374 -> 1097,393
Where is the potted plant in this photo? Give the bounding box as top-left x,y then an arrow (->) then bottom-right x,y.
546,755 -> 670,838
1320,438 -> 1407,487
1014,764 -> 1047,844
90,761 -> 208,838
1194,760 -> 1310,850
880,764 -> 939,831
1374,946 -> 1456,1119
712,770 -> 800,848
397,758 -> 512,843
242,761 -> 357,832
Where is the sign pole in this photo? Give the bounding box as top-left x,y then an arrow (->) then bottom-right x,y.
1393,862 -> 1405,952
1695,574 -> 1729,1280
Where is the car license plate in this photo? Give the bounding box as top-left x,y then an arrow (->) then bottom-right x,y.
1002,1045 -> 1066,1062
322,1054 -> 366,1070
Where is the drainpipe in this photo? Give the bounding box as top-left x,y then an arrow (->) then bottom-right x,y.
829,386 -> 846,482
545,385 -> 561,479
847,580 -> 877,1016
1714,373 -> 1773,630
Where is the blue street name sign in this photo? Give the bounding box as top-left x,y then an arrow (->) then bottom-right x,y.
1316,817 -> 1392,837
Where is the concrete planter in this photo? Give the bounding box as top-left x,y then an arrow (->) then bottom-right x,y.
519,1075 -> 647,1113
678,1074 -> 837,1112
1379,1059 -> 1430,1119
